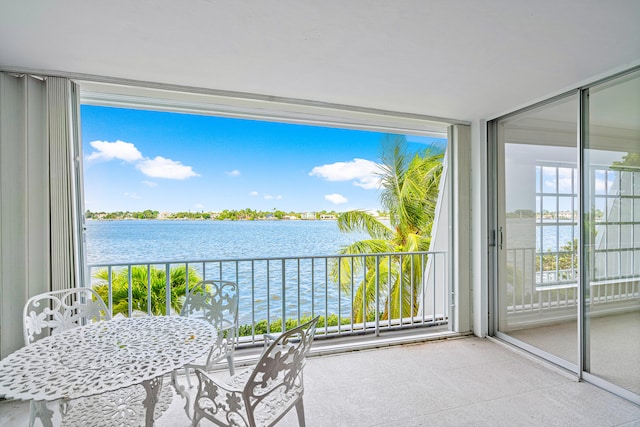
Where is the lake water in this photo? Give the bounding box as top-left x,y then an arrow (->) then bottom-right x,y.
87,219 -> 577,324
86,219 -> 369,265
86,220 -> 371,323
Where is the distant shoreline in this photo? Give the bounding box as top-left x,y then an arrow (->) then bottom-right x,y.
86,217 -> 343,221
85,209 -> 388,221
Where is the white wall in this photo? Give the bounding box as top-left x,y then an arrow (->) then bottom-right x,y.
424,124 -> 474,333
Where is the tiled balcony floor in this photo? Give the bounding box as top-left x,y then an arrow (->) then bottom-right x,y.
508,310 -> 640,395
2,335 -> 639,426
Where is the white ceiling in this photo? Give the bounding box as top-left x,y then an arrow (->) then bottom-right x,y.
1,0 -> 639,122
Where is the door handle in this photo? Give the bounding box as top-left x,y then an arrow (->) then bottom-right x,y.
499,226 -> 503,250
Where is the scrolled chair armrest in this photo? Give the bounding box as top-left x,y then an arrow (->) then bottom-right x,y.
218,322 -> 237,338
193,368 -> 246,425
193,368 -> 242,394
263,332 -> 279,348
263,331 -> 302,349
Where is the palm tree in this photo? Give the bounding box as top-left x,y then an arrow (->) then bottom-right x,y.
93,265 -> 201,316
333,135 -> 444,322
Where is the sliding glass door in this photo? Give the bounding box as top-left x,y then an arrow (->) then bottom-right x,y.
492,68 -> 639,401
583,71 -> 640,395
495,94 -> 579,369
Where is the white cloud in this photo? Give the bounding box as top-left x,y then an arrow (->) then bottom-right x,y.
136,156 -> 199,180
325,193 -> 348,204
226,169 -> 241,176
194,203 -> 204,209
142,180 -> 157,188
593,171 -> 617,195
249,191 -> 259,196
309,158 -> 380,190
87,140 -> 143,162
556,168 -> 574,193
353,175 -> 381,190
123,192 -> 140,199
87,140 -> 198,181
263,194 -> 283,200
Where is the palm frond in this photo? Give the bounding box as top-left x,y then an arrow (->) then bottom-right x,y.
330,239 -> 394,293
338,239 -> 394,256
336,210 -> 393,240
331,135 -> 445,324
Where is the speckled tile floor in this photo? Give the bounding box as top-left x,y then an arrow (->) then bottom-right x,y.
2,336 -> 639,427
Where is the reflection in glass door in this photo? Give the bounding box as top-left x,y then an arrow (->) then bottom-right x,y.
492,68 -> 640,402
583,71 -> 640,395
496,95 -> 579,368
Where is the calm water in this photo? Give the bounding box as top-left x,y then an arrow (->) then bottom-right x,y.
86,220 -> 371,323
86,219 -> 368,265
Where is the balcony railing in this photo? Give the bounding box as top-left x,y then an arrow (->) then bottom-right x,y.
505,247 -> 640,315
86,251 -> 449,346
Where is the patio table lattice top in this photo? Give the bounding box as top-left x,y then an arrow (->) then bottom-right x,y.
0,316 -> 215,401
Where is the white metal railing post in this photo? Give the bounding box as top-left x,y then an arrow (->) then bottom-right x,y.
266,260 -> 271,335
324,257 -> 329,336
281,259 -> 286,334
87,251 -> 450,343
127,266 -> 133,317
375,255 -> 380,337
165,264 -> 171,315
146,264 -> 151,314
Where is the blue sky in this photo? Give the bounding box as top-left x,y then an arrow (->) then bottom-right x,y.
81,105 -> 446,213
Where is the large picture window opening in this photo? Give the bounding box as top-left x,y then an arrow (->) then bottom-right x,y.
77,84 -> 454,342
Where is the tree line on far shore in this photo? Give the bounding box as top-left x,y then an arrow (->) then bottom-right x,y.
84,208 -> 383,221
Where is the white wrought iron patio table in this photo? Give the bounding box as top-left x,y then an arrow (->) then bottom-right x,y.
0,315 -> 217,427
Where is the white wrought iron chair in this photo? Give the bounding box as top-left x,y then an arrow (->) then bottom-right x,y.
23,288 -> 171,427
192,316 -> 320,427
180,280 -> 239,387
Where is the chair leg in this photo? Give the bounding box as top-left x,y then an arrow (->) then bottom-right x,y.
184,366 -> 194,388
28,401 -> 36,427
227,354 -> 235,376
295,398 -> 306,427
31,400 -> 54,427
192,406 -> 202,427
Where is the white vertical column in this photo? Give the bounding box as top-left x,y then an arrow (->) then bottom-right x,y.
449,124 -> 472,332
472,119 -> 489,337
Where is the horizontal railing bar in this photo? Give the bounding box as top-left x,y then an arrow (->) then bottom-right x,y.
87,250 -> 448,268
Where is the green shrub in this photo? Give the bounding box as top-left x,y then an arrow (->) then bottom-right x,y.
237,312 -> 379,336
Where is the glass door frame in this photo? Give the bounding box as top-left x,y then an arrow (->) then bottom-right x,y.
490,90 -> 580,374
488,65 -> 640,404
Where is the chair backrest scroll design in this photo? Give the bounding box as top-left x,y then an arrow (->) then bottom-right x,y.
23,288 -> 110,345
242,316 -> 320,421
180,280 -> 239,336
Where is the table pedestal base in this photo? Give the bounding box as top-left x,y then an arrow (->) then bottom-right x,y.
171,370 -> 193,420
29,400 -> 54,427
142,376 -> 164,427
